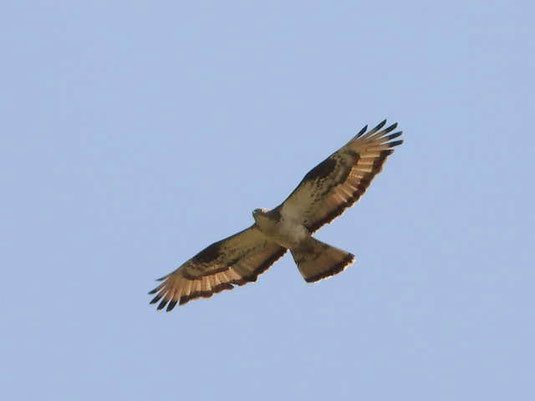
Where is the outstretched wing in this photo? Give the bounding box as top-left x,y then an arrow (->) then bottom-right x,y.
279,120 -> 403,233
148,226 -> 286,311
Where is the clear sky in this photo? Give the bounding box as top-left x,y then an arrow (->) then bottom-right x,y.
1,1 -> 534,400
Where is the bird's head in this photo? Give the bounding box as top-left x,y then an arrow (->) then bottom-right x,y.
252,208 -> 268,223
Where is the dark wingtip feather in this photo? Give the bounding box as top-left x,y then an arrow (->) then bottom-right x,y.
150,294 -> 162,304
157,299 -> 169,310
388,139 -> 403,147
372,119 -> 387,132
383,122 -> 398,134
148,287 -> 159,295
384,131 -> 402,141
356,125 -> 368,138
166,300 -> 177,312
155,275 -> 168,282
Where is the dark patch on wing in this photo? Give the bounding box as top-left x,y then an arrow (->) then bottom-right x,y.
306,149 -> 392,233
346,150 -> 359,158
276,150 -> 360,219
148,241 -> 288,310
192,242 -> 222,264
177,247 -> 287,306
303,157 -> 337,182
233,247 -> 287,286
185,225 -> 256,276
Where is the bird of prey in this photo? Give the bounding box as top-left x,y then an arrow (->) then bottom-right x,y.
149,120 -> 403,311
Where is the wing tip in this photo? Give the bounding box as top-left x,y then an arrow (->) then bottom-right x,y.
356,124 -> 368,138
154,280 -> 238,310
157,299 -> 169,310
372,119 -> 387,132
383,122 -> 398,133
149,294 -> 162,304
388,139 -> 403,148
166,300 -> 178,312
356,119 -> 403,141
384,131 -> 401,142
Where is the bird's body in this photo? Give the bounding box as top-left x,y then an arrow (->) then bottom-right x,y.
252,208 -> 308,249
149,120 -> 403,311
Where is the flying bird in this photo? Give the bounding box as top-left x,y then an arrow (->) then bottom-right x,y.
149,120 -> 403,311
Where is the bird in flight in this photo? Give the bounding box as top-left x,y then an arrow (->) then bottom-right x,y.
149,120 -> 403,311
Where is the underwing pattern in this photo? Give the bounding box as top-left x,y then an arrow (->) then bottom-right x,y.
149,120 -> 403,311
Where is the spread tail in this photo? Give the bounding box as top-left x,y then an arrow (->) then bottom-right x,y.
291,237 -> 355,283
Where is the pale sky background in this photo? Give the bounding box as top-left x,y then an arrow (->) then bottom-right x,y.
1,1 -> 534,400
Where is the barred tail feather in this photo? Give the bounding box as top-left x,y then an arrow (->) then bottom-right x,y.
291,238 -> 355,283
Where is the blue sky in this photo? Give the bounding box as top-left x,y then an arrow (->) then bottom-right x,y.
1,1 -> 534,400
